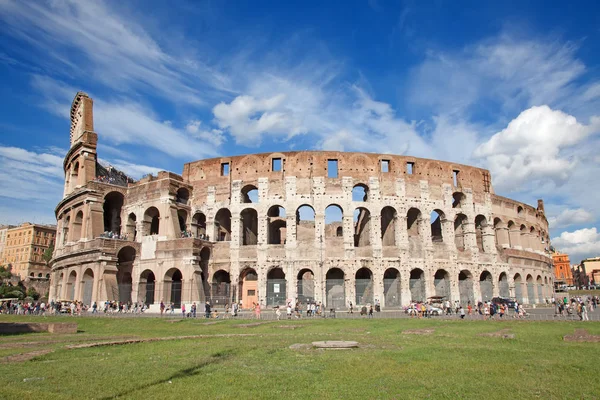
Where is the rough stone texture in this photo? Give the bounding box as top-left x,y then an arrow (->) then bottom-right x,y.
0,322 -> 77,334
50,93 -> 555,310
312,340 -> 359,349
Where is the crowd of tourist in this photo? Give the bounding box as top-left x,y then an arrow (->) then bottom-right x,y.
98,231 -> 128,240
552,296 -> 597,321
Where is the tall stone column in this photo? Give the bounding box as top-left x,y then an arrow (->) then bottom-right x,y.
397,216 -> 408,251
371,214 -> 382,249
230,215 -> 241,248
400,270 -> 411,307
257,216 -> 268,246
483,226 -> 497,254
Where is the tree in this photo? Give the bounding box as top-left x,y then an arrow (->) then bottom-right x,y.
43,243 -> 54,265
0,282 -> 25,299
27,287 -> 40,300
0,265 -> 13,281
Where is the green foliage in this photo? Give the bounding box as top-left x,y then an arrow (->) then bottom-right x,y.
42,243 -> 54,264
0,265 -> 13,280
0,282 -> 25,299
26,287 -> 40,300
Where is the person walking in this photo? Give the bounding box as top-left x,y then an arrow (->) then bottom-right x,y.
349,301 -> 354,314
181,303 -> 186,318
205,301 -> 211,319
160,300 -> 165,316
582,303 -> 589,321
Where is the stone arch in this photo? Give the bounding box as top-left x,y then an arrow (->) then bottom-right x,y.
458,270 -> 474,305
352,183 -> 369,202
192,212 -> 207,239
164,268 -> 183,308
452,192 -> 466,208
517,206 -> 524,216
104,192 -> 124,234
214,208 -> 232,241
296,205 -> 315,242
430,209 -> 445,243
73,210 -> 83,241
211,270 -> 231,305
520,224 -> 529,249
115,246 -> 135,303
143,207 -> 160,236
139,269 -> 156,305
241,184 -> 259,203
409,268 -> 425,302
325,204 -> 343,238
407,207 -> 421,237
240,208 -> 258,245
266,267 -> 286,306
176,187 -> 189,204
381,206 -> 397,246
454,213 -> 468,251
514,273 -> 524,303
494,218 -> 508,247
125,212 -> 137,241
498,272 -> 509,297
383,268 -> 401,307
479,270 -> 493,302
508,220 -> 519,248
526,274 -> 535,304
433,269 -> 450,299
177,209 -> 188,234
82,268 -> 94,306
71,161 -> 79,189
355,267 -> 373,305
474,215 -> 487,252
297,268 -> 315,303
326,268 -> 345,308
239,267 -> 258,309
536,275 -> 544,304
353,207 -> 371,247
268,205 -> 286,244
67,270 -> 77,301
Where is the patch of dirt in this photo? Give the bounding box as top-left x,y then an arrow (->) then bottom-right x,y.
64,333 -> 258,349
1,349 -> 54,364
479,329 -> 515,339
0,335 -> 140,349
236,322 -> 268,328
289,343 -> 311,350
402,329 -> 435,335
563,329 -> 600,342
276,325 -> 302,329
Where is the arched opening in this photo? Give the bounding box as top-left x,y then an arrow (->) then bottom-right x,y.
82,269 -> 94,306
536,275 -> 544,304
452,192 -> 466,208
454,213 -> 468,251
268,206 -> 286,244
30,272 -> 34,278
178,209 -> 188,235
409,269 -> 425,302
116,246 -> 135,303
239,268 -> 258,309
198,247 -> 211,301
479,271 -> 493,302
214,208 -> 232,241
241,185 -> 259,203
355,268 -> 373,305
67,271 -> 77,301
37,273 -> 42,278
103,192 -> 124,234
73,211 -> 83,241
240,208 -> 258,245
297,269 -> 315,304
514,273 -> 523,304
475,215 -> 487,252
353,207 -> 371,247
526,274 -> 535,304
176,187 -> 189,205
326,268 -> 345,309
494,218 -> 508,248
458,270 -> 474,305
430,209 -> 445,243
520,224 -> 528,249
383,268 -> 401,307
434,269 -> 450,299
517,206 -> 524,216
71,162 -> 79,189
192,212 -> 207,239
138,270 -> 156,305
143,207 -> 160,236
352,184 -> 368,202
498,272 -> 509,297
266,267 -> 286,306
381,206 -> 397,246
125,213 -> 137,241
508,221 -> 519,248
407,208 -> 421,238
296,205 -> 315,242
164,268 -> 183,308
212,270 -> 231,305
62,216 -> 70,245
325,205 -> 343,239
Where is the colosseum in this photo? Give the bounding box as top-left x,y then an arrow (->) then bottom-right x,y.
49,92 -> 554,311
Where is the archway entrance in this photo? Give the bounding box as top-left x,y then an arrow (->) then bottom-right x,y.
434,269 -> 450,299
480,271 -> 493,302
239,268 -> 258,309
266,267 -> 286,306
355,267 -> 373,305
526,275 -> 535,304
383,268 -> 401,307
297,269 -> 315,304
139,270 -> 156,305
514,274 -> 523,304
409,268 -> 425,302
326,268 -> 345,309
498,273 -> 509,297
212,270 -> 231,306
537,276 -> 544,303
67,271 -> 77,301
116,246 -> 135,303
82,269 -> 94,306
458,270 -> 474,305
164,268 -> 183,308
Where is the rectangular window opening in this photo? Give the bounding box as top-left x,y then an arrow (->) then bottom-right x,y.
272,158 -> 282,172
406,162 -> 414,175
221,162 -> 230,176
453,170 -> 459,186
381,160 -> 390,173
327,159 -> 338,178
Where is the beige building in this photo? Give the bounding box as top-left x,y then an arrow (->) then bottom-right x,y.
50,92 -> 554,309
0,225 -> 14,262
1,223 -> 56,280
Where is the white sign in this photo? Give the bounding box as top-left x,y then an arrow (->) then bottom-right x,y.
273,284 -> 280,293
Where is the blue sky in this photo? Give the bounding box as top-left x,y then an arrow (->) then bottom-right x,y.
1,0 -> 599,262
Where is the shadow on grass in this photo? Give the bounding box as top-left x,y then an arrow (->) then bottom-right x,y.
98,350 -> 235,399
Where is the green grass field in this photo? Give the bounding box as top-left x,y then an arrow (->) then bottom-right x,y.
1,315 -> 599,400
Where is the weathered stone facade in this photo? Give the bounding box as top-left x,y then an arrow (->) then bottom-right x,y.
50,93 -> 554,309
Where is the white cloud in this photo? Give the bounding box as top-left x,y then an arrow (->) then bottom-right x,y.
185,120 -> 225,147
475,105 -> 598,191
548,208 -> 595,229
98,159 -> 163,180
552,227 -> 600,262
